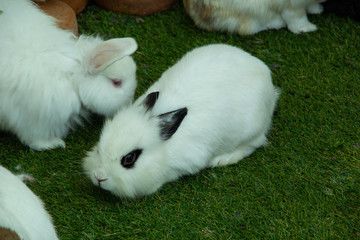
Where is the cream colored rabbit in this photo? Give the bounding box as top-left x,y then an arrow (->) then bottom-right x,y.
183,0 -> 324,35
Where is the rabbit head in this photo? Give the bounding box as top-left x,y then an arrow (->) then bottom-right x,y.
83,92 -> 188,198
76,37 -> 138,117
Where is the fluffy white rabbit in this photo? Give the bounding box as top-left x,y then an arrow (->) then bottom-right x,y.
83,44 -> 280,199
0,0 -> 137,151
0,165 -> 58,240
183,0 -> 324,35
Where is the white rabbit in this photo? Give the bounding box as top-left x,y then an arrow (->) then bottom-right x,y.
0,165 -> 58,240
183,0 -> 324,35
0,0 -> 137,151
83,44 -> 280,199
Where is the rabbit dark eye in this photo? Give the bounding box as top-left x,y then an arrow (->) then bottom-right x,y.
121,149 -> 142,169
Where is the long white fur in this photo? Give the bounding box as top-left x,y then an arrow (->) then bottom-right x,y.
183,0 -> 324,35
83,44 -> 280,198
0,166 -> 58,240
0,0 -> 137,151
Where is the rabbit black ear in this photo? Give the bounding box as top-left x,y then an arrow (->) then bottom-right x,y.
158,108 -> 188,140
143,92 -> 159,112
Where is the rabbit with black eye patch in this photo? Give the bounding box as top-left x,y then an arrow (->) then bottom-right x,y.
0,165 -> 58,240
83,44 -> 280,199
183,0 -> 324,35
0,0 -> 137,151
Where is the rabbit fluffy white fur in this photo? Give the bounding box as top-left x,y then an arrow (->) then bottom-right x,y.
183,0 -> 324,35
0,0 -> 137,151
83,44 -> 280,198
0,165 -> 58,240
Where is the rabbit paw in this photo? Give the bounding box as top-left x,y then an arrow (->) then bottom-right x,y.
209,146 -> 256,167
266,15 -> 286,30
307,3 -> 324,14
29,138 -> 65,151
17,174 -> 35,182
209,154 -> 240,167
288,22 -> 317,34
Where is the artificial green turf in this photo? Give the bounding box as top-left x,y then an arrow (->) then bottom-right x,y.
1,1 -> 359,239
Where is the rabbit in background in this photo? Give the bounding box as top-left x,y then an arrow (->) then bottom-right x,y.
0,165 -> 58,240
0,0 -> 137,151
183,0 -> 325,35
83,44 -> 280,199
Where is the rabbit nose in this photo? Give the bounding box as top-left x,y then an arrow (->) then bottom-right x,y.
94,170 -> 107,185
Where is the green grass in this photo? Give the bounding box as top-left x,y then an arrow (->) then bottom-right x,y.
1,1 -> 359,239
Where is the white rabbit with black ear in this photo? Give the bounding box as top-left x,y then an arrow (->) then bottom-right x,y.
0,165 -> 58,240
83,44 -> 280,199
0,0 -> 137,151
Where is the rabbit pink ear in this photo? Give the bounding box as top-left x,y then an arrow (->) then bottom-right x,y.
89,38 -> 137,74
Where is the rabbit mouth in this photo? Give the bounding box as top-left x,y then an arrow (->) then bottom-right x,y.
112,79 -> 122,88
97,178 -> 108,186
